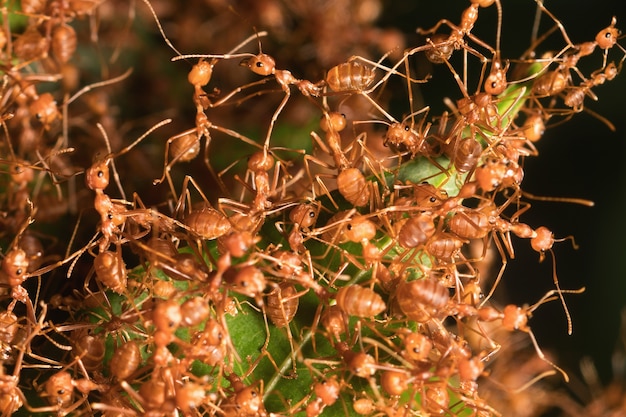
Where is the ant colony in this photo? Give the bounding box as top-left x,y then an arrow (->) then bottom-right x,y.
0,0 -> 622,416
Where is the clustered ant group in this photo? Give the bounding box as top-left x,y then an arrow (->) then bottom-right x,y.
0,0 -> 623,416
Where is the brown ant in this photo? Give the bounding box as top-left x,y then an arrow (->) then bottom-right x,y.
221,372 -> 267,417
173,32 -> 320,163
218,146 -> 305,232
305,110 -> 381,208
295,375 -> 341,416
564,62 -> 619,112
85,119 -> 171,251
594,17 -> 626,70
477,287 -> 585,381
418,0 -> 500,64
157,33 -> 272,197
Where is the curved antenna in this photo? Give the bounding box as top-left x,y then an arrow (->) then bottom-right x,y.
140,0 -> 183,57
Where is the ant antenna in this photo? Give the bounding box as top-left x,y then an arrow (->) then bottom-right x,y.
140,0 -> 183,57
522,191 -> 595,207
530,0 -> 542,49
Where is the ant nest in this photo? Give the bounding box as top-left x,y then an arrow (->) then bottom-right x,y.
0,0 -> 622,416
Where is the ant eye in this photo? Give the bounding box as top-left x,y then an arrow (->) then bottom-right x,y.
256,61 -> 263,68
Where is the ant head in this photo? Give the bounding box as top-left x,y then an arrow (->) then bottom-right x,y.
401,330 -> 433,362
240,54 -> 275,76
153,299 -> 182,333
85,158 -> 110,191
2,248 -> 29,282
269,250 -> 303,276
484,60 -> 509,95
320,112 -> 347,133
530,226 -> 554,253
247,151 -> 274,172
313,377 -> 340,406
344,216 -> 377,243
289,202 -> 320,228
424,34 -> 454,64
413,182 -> 447,208
384,122 -> 416,148
596,16 -> 620,50
29,92 -> 59,127
9,160 -> 35,185
227,265 -> 266,306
